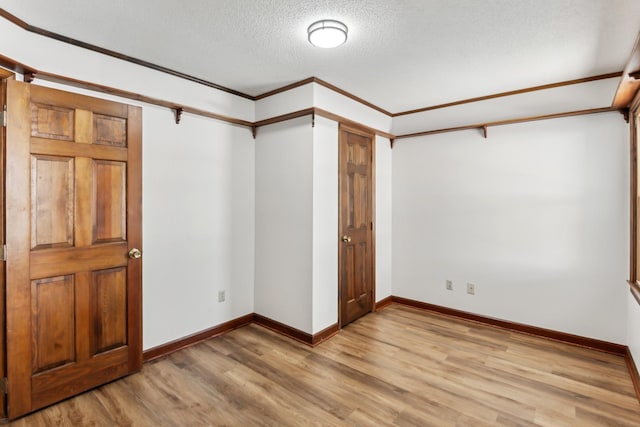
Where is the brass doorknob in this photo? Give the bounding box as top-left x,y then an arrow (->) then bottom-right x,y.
128,248 -> 142,259
341,235 -> 352,243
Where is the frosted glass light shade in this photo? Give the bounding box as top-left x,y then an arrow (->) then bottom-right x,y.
307,20 -> 348,48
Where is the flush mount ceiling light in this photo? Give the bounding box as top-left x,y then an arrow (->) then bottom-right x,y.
307,19 -> 348,48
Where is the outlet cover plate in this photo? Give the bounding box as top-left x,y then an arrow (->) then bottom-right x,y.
467,283 -> 475,295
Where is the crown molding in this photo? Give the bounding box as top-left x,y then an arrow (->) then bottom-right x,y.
395,72 -> 622,117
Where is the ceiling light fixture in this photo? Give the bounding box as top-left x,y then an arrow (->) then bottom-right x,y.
307,19 -> 348,48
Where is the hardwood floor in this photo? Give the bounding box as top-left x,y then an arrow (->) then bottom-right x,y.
7,304 -> 640,426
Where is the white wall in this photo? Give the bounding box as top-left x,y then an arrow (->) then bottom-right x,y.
255,84 -> 314,122
391,79 -> 620,136
142,107 -> 255,349
629,293 -> 640,363
312,117 -> 339,333
376,136 -> 393,302
314,83 -> 393,133
254,117 -> 314,333
231,124 -> 257,322
392,113 -> 629,343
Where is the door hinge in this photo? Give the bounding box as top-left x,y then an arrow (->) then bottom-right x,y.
1,105 -> 6,127
0,378 -> 7,394
0,244 -> 5,261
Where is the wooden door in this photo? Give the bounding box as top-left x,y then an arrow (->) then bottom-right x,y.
338,123 -> 375,327
4,80 -> 142,418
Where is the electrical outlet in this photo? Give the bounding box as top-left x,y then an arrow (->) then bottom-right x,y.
446,280 -> 453,291
218,290 -> 226,302
467,283 -> 475,295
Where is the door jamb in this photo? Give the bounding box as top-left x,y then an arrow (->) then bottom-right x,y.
0,69 -> 14,420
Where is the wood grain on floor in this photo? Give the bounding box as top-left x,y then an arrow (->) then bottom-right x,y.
7,304 -> 640,426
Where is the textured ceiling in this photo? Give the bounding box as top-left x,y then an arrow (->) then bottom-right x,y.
1,0 -> 640,113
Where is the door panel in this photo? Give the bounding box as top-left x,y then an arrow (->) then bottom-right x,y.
93,160 -> 127,243
94,114 -> 127,147
91,267 -> 128,354
339,124 -> 375,327
30,155 -> 75,249
5,80 -> 142,419
31,275 -> 75,373
30,103 -> 74,141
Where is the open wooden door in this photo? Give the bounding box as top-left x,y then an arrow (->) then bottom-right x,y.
338,123 -> 375,327
4,80 -> 142,418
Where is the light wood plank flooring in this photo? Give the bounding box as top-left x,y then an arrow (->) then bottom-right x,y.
7,304 -> 640,426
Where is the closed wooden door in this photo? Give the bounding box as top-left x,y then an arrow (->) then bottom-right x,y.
4,80 -> 142,418
339,123 -> 375,327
